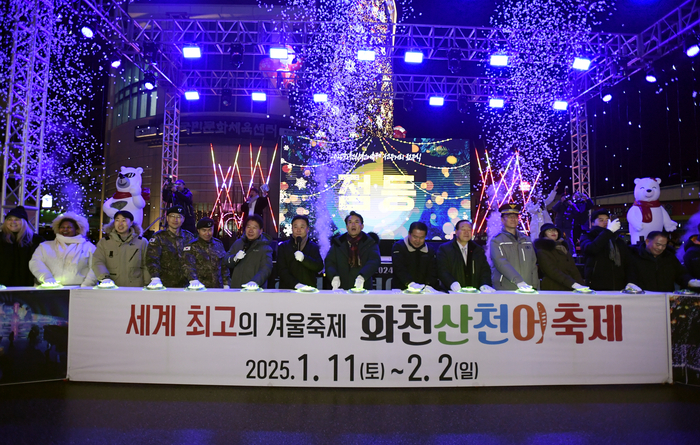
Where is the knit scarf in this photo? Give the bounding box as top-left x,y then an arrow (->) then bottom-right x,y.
633,200 -> 661,223
347,234 -> 362,268
113,190 -> 151,201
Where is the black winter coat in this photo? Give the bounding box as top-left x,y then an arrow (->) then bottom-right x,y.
436,239 -> 492,289
277,238 -> 324,289
579,226 -> 629,290
0,234 -> 43,287
628,243 -> 693,292
682,235 -> 700,279
534,238 -> 584,291
391,238 -> 439,290
325,232 -> 380,290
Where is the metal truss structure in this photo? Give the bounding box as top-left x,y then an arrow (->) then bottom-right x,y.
569,103 -> 590,196
1,0 -> 54,228
160,90 -> 181,225
4,0 -> 700,220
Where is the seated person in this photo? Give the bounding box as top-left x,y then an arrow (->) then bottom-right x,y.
0,206 -> 43,287
277,215 -> 323,289
325,211 -> 380,290
30,212 -> 97,287
627,231 -> 700,292
436,220 -> 494,292
579,209 -> 629,290
392,221 -> 440,292
225,215 -> 273,289
93,210 -> 150,287
182,217 -> 230,289
534,224 -> 586,291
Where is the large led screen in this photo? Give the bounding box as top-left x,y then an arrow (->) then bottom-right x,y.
279,136 -> 471,241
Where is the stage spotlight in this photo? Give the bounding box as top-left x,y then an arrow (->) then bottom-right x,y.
602,93 -> 612,102
221,89 -> 232,107
490,54 -> 508,67
403,93 -> 415,111
230,43 -> 244,69
429,96 -> 445,106
489,98 -> 504,108
143,72 -> 156,90
251,92 -> 267,102
458,95 -> 469,113
553,100 -> 568,110
183,45 -> 201,59
313,93 -> 328,103
645,69 -> 657,83
184,90 -> 200,100
109,54 -> 122,69
448,49 -> 462,74
358,50 -> 376,61
572,57 -> 591,70
688,45 -> 700,57
404,50 -> 423,64
270,47 -> 288,59
80,24 -> 96,39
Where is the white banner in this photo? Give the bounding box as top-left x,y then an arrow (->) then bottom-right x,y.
67,289 -> 672,387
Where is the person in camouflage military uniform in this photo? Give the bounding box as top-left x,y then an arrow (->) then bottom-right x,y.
146,205 -> 196,288
182,217 -> 230,288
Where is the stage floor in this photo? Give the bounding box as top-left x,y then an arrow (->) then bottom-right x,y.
1,381 -> 699,444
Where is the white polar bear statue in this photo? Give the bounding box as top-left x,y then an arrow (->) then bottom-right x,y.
103,166 -> 148,228
626,177 -> 678,245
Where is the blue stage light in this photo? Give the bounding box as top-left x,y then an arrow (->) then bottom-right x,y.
687,44 -> 700,57
252,92 -> 267,102
645,69 -> 657,83
313,93 -> 328,103
110,58 -> 122,69
602,93 -> 612,102
489,98 -> 505,108
357,50 -> 376,61
572,57 -> 591,70
429,96 -> 444,106
80,26 -> 95,39
184,90 -> 200,100
553,100 -> 568,111
143,73 -> 156,90
270,47 -> 288,59
183,45 -> 201,59
490,54 -> 508,66
404,50 -> 423,64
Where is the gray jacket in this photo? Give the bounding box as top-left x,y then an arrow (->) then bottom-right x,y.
225,233 -> 273,288
490,229 -> 539,290
93,226 -> 150,287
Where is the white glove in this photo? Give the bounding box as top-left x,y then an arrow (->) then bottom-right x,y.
572,283 -> 587,290
450,282 -> 461,292
625,283 -> 643,292
42,279 -> 58,287
261,183 -> 269,193
294,251 -> 304,262
480,285 -> 496,293
607,218 -> 621,233
223,285 -> 230,289
100,279 -> 115,287
407,282 -> 423,291
148,277 -> 162,287
234,250 -> 246,262
243,281 -> 259,290
354,276 -> 365,290
331,276 -> 341,290
0,284 -> 6,289
516,281 -> 533,290
294,283 -> 305,289
188,280 -> 204,289
423,285 -> 436,293
688,279 -> 700,288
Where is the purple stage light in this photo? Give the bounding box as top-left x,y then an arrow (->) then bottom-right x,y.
80,26 -> 95,39
270,47 -> 288,59
489,98 -> 505,108
490,54 -> 508,67
429,96 -> 444,106
313,93 -> 328,103
602,93 -> 612,102
183,45 -> 201,59
184,90 -> 200,100
357,50 -> 376,61
404,51 -> 423,64
553,100 -> 568,111
252,92 -> 267,102
572,57 -> 591,70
